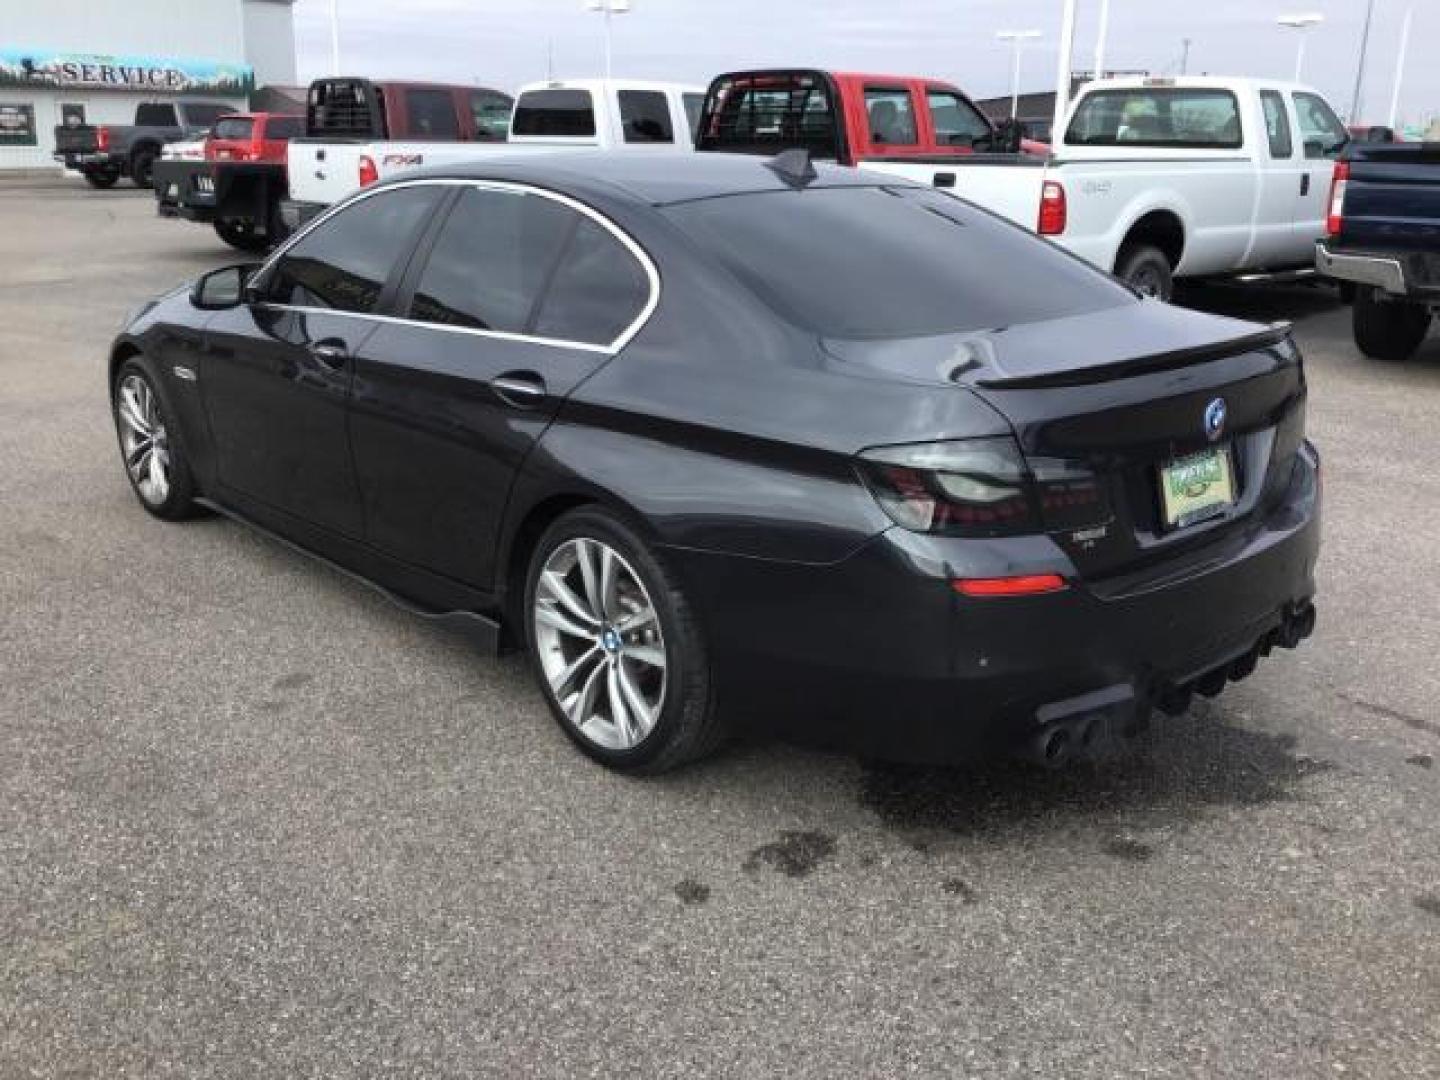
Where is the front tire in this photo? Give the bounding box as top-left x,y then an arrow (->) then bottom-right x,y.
112,359 -> 201,520
1353,286 -> 1431,362
83,168 -> 119,189
1116,243 -> 1174,302
523,507 -> 723,774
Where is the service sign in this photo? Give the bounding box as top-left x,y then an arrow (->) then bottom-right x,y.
0,48 -> 254,95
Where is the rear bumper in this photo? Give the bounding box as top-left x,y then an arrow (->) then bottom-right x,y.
153,160 -> 216,219
669,442 -> 1321,762
56,152 -> 121,169
1316,242 -> 1409,295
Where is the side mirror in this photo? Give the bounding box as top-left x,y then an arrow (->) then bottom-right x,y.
190,264 -> 258,310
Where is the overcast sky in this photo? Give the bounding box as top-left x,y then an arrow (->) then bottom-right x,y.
293,0 -> 1435,128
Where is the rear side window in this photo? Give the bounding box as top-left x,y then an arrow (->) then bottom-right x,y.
470,90 -> 511,141
618,90 -> 673,144
211,118 -> 254,141
1293,92 -> 1348,159
533,218 -> 650,345
265,116 -> 304,140
409,188 -> 576,333
682,93 -> 705,141
1066,88 -> 1243,149
926,90 -> 991,147
1260,90 -> 1293,159
136,104 -> 179,126
864,87 -> 918,146
664,186 -> 1131,339
512,89 -> 596,137
264,186 -> 443,314
698,74 -> 839,158
180,105 -> 230,128
406,89 -> 459,140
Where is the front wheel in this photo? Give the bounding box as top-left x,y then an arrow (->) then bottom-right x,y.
1353,286 -> 1431,362
1116,243 -> 1174,302
523,508 -> 723,773
112,360 -> 201,520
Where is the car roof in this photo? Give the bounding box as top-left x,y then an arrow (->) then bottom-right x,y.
517,79 -> 707,96
401,150 -> 892,206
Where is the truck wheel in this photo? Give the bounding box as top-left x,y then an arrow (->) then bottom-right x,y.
1353,287 -> 1431,362
213,217 -> 271,254
1116,244 -> 1174,302
130,148 -> 157,189
83,169 -> 119,189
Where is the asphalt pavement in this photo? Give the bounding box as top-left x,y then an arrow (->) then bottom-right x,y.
1,177 -> 1438,1079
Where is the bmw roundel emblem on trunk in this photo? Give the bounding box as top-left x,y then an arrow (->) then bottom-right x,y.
1204,398 -> 1228,442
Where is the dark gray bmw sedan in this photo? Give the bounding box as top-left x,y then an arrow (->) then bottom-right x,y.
108,152 -> 1319,773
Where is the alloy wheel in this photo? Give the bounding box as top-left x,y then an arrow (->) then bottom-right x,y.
116,374 -> 172,506
533,537 -> 667,751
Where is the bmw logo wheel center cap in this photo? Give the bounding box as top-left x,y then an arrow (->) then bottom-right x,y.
600,627 -> 624,655
1205,397 -> 1228,442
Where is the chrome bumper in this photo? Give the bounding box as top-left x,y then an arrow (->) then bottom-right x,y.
1315,243 -> 1408,295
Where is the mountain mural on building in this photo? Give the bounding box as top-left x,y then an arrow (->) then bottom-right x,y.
0,49 -> 254,95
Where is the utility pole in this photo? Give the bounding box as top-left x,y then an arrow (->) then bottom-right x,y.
1388,5 -> 1413,130
328,0 -> 341,75
1049,0 -> 1078,151
1350,0 -> 1376,121
1180,37 -> 1192,75
1093,0 -> 1111,79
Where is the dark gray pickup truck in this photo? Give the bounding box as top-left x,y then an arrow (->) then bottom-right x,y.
53,101 -> 233,189
1317,142 -> 1440,361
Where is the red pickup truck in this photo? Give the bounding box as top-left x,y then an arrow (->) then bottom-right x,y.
205,112 -> 304,163
696,69 -> 1027,167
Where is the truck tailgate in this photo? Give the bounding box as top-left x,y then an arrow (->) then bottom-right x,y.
286,139 -> 369,206
1342,144 -> 1440,251
858,156 -> 1047,230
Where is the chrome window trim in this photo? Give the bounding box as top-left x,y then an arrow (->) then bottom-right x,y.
254,176 -> 661,356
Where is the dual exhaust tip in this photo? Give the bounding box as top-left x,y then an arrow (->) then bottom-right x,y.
1023,602 -> 1317,769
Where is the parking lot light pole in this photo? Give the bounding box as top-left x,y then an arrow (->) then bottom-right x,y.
1350,0 -> 1375,121
1092,0 -> 1111,79
1276,13 -> 1324,83
1387,5 -> 1413,130
997,30 -> 1042,119
585,0 -> 631,83
1050,0 -> 1079,151
328,0 -> 341,75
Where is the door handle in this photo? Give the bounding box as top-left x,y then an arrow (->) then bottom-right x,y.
491,372 -> 547,408
309,341 -> 349,370
1300,174 -> 1311,196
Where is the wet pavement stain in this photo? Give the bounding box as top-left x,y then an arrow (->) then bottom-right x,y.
1406,754 -> 1434,770
673,878 -> 711,906
1414,894 -> 1440,918
273,672 -> 314,693
1104,838 -> 1155,862
941,878 -> 979,904
743,831 -> 837,878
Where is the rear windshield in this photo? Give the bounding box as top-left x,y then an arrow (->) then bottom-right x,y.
1066,88 -> 1242,149
512,89 -> 595,137
663,186 -> 1131,339
212,118 -> 254,141
697,73 -> 839,159
135,104 -> 178,126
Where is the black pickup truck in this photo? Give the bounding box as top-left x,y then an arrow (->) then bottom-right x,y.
1316,142 -> 1440,362
53,101 -> 233,189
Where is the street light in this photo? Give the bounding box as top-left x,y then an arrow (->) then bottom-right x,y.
996,29 -> 1042,120
1276,13 -> 1324,83
585,0 -> 631,82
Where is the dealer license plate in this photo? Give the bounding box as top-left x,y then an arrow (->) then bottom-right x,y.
197,176 -> 214,193
1159,446 -> 1235,528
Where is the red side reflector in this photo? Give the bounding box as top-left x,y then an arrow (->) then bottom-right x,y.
358,153 -> 379,187
1038,180 -> 1067,236
953,573 -> 1067,598
95,126 -> 110,151
1326,161 -> 1349,237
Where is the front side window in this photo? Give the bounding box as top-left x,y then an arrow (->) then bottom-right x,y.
408,188 -> 577,333
1066,88 -> 1243,149
1260,90 -> 1293,159
264,186 -> 443,313
532,218 -> 650,345
512,89 -> 596,137
406,89 -> 459,140
470,90 -> 511,141
618,90 -> 673,144
926,90 -> 991,147
865,87 -> 918,146
1293,92 -> 1348,159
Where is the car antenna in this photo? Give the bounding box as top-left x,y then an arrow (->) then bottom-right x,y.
766,148 -> 817,189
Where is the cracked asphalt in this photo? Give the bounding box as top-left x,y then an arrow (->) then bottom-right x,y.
2,178 -> 1438,1079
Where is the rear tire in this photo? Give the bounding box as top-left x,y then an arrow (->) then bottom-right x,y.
1353,286 -> 1431,362
1116,243 -> 1174,302
83,168 -> 119,189
213,216 -> 271,253
130,148 -> 157,189
112,358 -> 202,521
523,507 -> 724,774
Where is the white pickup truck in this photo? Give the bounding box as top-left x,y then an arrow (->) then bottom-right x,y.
284,78 -> 704,228
860,76 -> 1352,301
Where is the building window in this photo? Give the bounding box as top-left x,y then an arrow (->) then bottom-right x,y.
0,103 -> 37,146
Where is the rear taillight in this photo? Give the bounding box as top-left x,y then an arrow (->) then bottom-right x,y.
1326,161 -> 1349,236
95,126 -> 110,151
953,574 -> 1068,598
358,154 -> 379,187
1038,179 -> 1067,235
856,438 -> 1038,536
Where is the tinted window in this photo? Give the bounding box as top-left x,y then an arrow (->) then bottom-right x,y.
265,116 -> 304,140
619,90 -> 673,144
1293,92 -> 1348,159
406,88 -> 459,139
865,87 -> 918,145
665,186 -> 1131,339
1066,88 -> 1242,148
698,75 -> 838,158
927,90 -> 991,147
264,186 -> 443,313
533,218 -> 649,345
409,188 -> 576,333
181,104 -> 230,128
683,93 -> 705,141
512,89 -> 596,137
136,104 -> 178,126
1261,90 -> 1293,159
470,90 -> 511,141
211,118 -> 254,141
